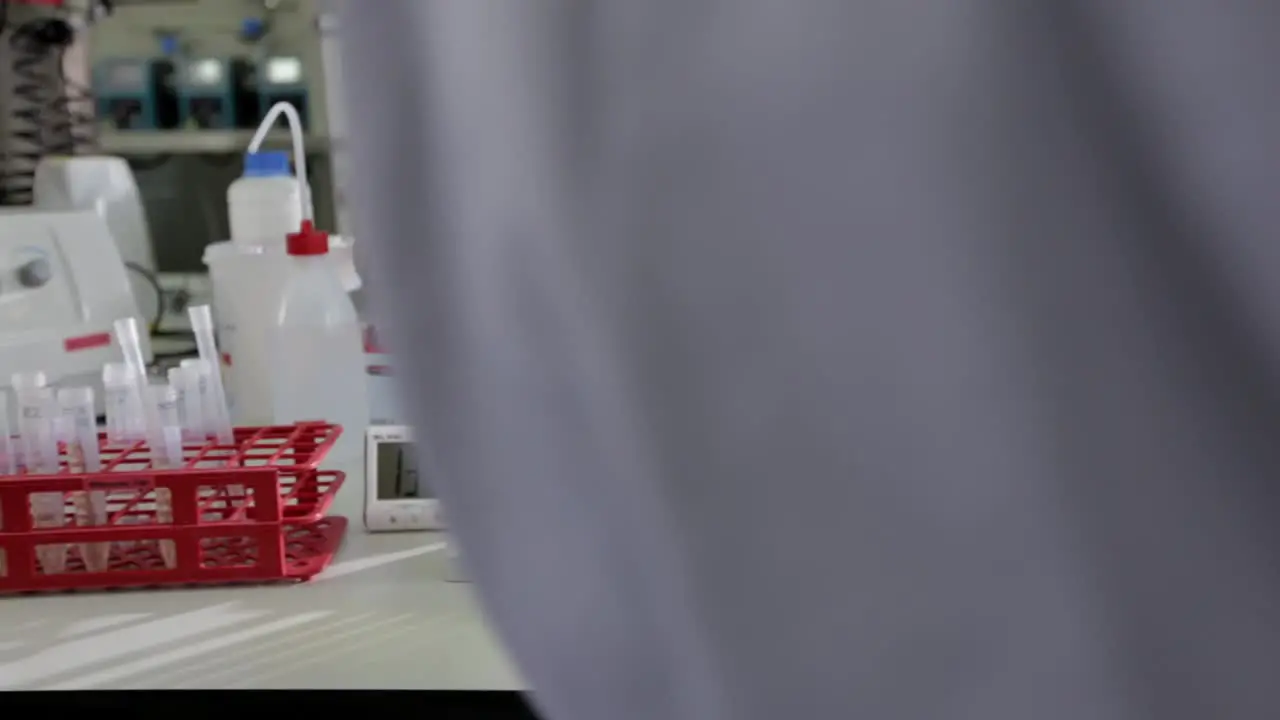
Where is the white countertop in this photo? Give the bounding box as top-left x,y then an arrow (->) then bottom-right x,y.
0,528 -> 524,690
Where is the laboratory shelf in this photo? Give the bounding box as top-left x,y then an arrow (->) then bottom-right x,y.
98,130 -> 331,156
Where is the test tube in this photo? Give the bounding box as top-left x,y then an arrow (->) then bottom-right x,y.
11,371 -> 47,472
187,306 -> 235,446
113,317 -> 154,440
148,383 -> 182,569
112,317 -> 148,384
13,377 -> 54,576
183,359 -> 219,442
151,384 -> 185,468
0,393 -> 11,576
59,387 -> 102,472
102,362 -> 132,445
183,359 -> 243,503
169,367 -> 191,442
27,387 -> 67,574
0,393 -> 14,476
178,360 -> 208,442
60,387 -> 109,572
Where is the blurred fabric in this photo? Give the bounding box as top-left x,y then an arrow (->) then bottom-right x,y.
337,2 -> 1280,718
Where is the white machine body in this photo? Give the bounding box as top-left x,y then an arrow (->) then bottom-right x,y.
0,208 -> 150,411
32,156 -> 159,321
365,425 -> 443,533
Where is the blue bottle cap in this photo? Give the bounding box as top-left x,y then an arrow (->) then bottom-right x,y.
242,151 -> 291,178
241,17 -> 267,42
158,34 -> 180,57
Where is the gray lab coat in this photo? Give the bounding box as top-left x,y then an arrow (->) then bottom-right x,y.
336,2 -> 1280,718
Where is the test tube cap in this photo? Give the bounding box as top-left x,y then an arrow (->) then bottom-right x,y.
11,371 -> 48,392
57,387 -> 95,407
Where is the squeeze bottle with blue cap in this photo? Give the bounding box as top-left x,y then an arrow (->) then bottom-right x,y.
227,150 -> 304,247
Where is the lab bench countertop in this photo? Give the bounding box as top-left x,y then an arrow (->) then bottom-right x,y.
0,531 -> 524,690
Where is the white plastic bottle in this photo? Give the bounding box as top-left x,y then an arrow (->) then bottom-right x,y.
227,150 -> 305,247
269,221 -> 370,514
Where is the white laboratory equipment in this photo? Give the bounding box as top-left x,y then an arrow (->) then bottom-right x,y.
0,209 -> 150,412
270,220 -> 369,517
32,155 -> 159,319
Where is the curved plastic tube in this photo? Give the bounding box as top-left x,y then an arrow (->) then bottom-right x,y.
248,101 -> 313,223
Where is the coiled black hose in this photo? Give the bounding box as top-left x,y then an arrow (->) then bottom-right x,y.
49,48 -> 99,156
1,17 -> 91,206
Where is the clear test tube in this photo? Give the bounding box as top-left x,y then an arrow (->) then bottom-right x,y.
102,362 -> 132,445
28,388 -> 67,574
59,387 -> 102,473
112,317 -> 149,385
183,358 -> 242,500
0,393 -> 11,577
0,392 -> 14,476
11,371 -> 47,472
185,359 -> 221,443
187,306 -> 235,446
168,367 -> 193,442
152,384 -> 185,468
113,317 -> 153,444
59,387 -> 109,572
105,363 -> 149,553
148,383 -> 182,569
167,367 -> 188,438
178,359 -> 209,442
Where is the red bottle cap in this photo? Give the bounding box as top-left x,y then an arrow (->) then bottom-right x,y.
286,220 -> 330,256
